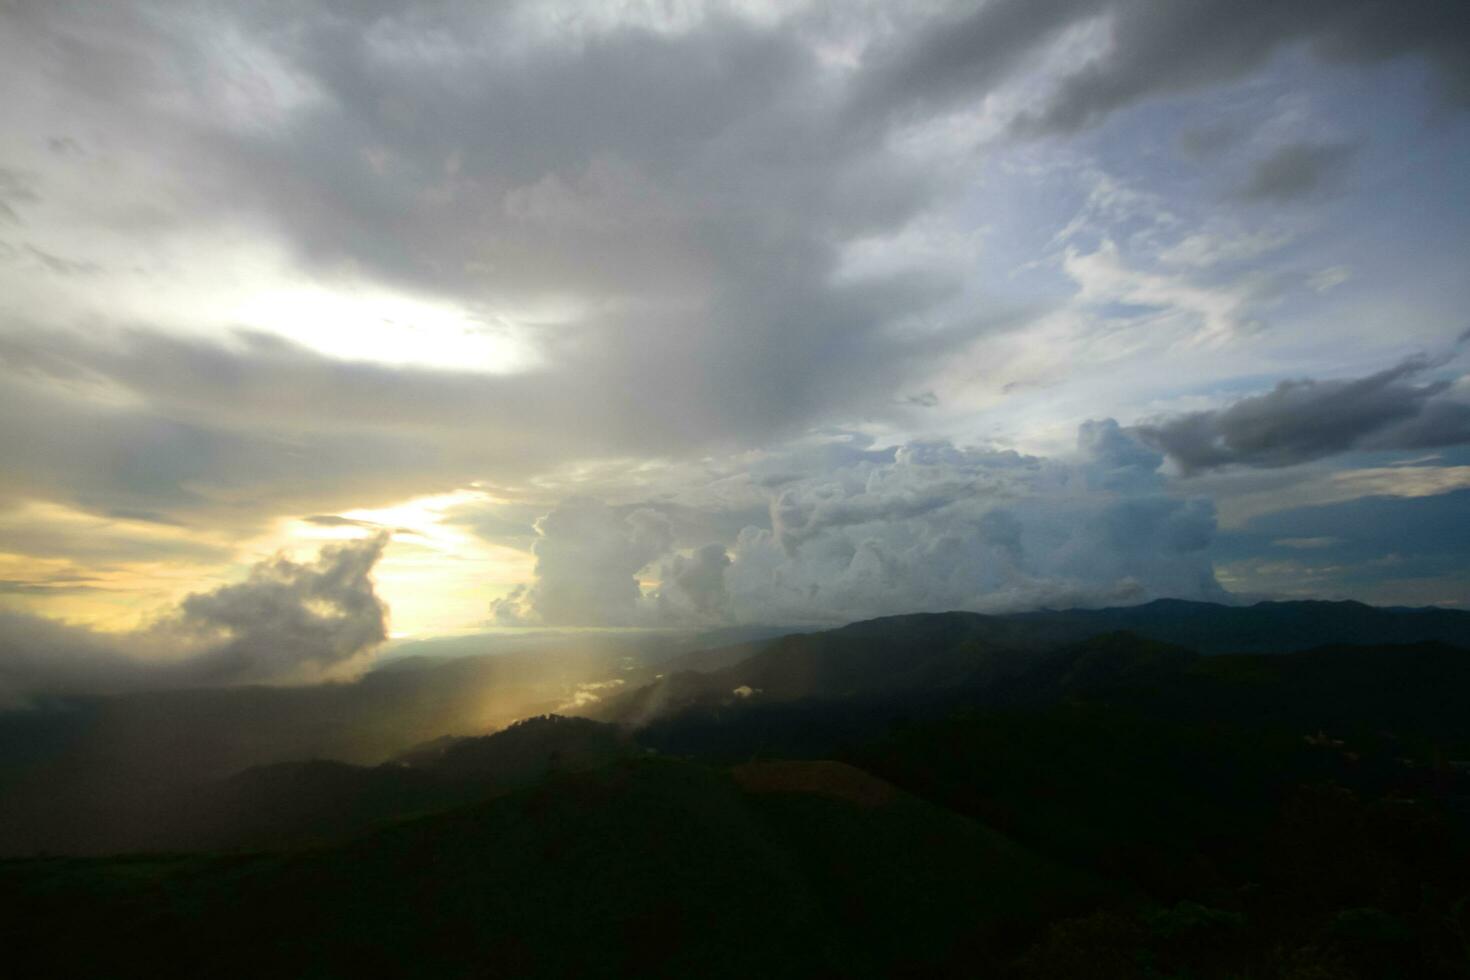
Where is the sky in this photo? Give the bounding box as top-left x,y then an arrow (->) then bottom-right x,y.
1,0 -> 1468,697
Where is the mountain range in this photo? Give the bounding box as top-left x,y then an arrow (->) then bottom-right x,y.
3,598 -> 1470,977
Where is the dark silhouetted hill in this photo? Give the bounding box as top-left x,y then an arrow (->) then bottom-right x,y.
0,757 -> 1090,979
1007,597 -> 1470,654
164,715 -> 640,851
5,598 -> 1470,975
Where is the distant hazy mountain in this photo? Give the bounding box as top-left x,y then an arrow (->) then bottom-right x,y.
4,598 -> 1467,857
0,646 -> 629,856
155,715 -> 643,850
1004,597 -> 1470,654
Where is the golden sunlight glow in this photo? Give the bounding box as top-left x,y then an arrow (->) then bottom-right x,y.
0,492 -> 537,640
277,490 -> 535,638
0,501 -> 238,631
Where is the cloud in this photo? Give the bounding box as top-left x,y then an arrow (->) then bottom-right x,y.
491,499 -> 673,627
856,0 -> 1470,134
0,6 -> 1458,522
722,424 -> 1222,623
0,325 -> 662,532
494,423 -> 1223,628
653,544 -> 733,623
0,572 -> 107,596
1273,537 -> 1340,550
172,533 -> 389,684
0,0 -> 1466,632
0,166 -> 39,224
1235,141 -> 1358,203
0,3 -> 1016,548
1077,417 -> 1166,487
852,0 -> 1095,122
0,533 -> 389,704
1028,0 -> 1470,134
1133,355 -> 1470,473
303,515 -> 417,536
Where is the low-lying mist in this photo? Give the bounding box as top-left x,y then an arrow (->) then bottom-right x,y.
0,628 -> 757,856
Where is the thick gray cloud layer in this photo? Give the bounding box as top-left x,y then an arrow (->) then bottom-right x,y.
0,0 -> 1466,633
1134,356 -> 1470,473
0,534 -> 388,703
861,0 -> 1470,133
0,1 -> 994,533
1,0 -> 1464,541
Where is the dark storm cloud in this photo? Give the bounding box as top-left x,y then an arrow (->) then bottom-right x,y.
1,0 -> 1461,540
0,317 -> 966,534
1133,356 -> 1470,474
1235,141 -> 1358,203
0,533 -> 389,703
1,0 -> 1466,634
212,8 -> 828,299
0,0 -> 992,534
859,0 -> 1470,134
174,532 -> 388,683
13,3 -> 954,352
0,331 -> 458,533
853,0 -> 1092,121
